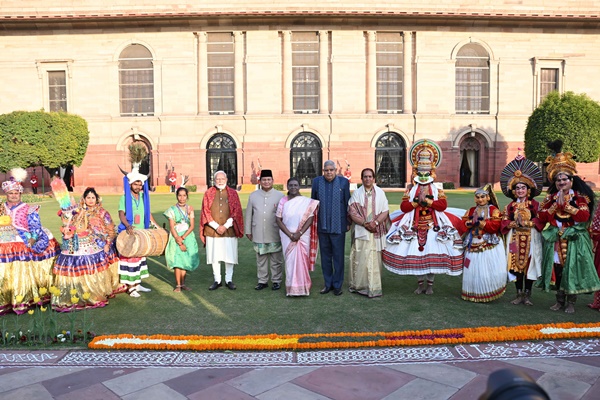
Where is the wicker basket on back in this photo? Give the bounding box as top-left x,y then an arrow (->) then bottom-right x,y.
116,228 -> 168,258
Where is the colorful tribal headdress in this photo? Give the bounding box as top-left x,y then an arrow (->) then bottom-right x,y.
51,177 -> 77,212
2,168 -> 27,193
409,139 -> 442,184
119,142 -> 149,184
500,152 -> 543,199
544,140 -> 577,181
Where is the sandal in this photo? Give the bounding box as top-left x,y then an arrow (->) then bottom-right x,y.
181,285 -> 191,291
173,285 -> 182,292
128,287 -> 140,298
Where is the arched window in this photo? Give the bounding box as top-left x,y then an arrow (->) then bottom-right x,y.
119,44 -> 154,116
375,132 -> 406,188
290,132 -> 322,188
206,134 -> 237,188
455,43 -> 489,114
459,137 -> 480,187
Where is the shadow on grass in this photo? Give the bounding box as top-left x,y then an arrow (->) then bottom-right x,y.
2,191 -> 597,346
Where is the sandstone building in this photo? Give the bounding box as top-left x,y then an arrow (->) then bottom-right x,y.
1,1 -> 599,192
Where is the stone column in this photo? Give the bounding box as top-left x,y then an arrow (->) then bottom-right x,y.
318,30 -> 329,113
234,31 -> 244,114
198,32 -> 208,115
403,32 -> 413,114
366,31 -> 377,114
282,31 -> 293,114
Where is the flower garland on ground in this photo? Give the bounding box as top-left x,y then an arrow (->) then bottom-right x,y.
88,322 -> 600,351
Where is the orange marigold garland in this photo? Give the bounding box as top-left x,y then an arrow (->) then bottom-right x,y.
88,322 -> 600,351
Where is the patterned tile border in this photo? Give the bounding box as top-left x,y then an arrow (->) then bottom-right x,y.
1,339 -> 599,368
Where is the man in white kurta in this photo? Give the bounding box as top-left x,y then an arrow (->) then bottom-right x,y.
200,171 -> 244,290
245,169 -> 285,290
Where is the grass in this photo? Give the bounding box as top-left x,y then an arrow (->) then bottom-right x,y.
2,190 -> 599,345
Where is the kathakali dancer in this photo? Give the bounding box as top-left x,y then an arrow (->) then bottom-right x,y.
537,140 -> 600,313
51,180 -> 122,311
382,139 -> 463,295
0,168 -> 60,315
460,184 -> 507,302
500,153 -> 544,306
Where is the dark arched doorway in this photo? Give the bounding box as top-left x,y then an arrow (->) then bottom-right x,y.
290,132 -> 322,188
459,136 -> 480,187
375,132 -> 406,187
206,133 -> 238,188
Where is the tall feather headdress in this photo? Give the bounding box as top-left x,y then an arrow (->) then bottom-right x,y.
500,152 -> 543,199
120,142 -> 149,183
51,177 -> 76,211
544,140 -> 577,181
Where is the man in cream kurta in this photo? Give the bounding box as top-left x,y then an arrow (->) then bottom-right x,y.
244,169 -> 285,290
348,168 -> 389,298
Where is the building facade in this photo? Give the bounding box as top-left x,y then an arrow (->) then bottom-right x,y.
1,1 -> 600,192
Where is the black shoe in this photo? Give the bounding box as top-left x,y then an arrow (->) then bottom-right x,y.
334,288 -> 343,296
320,287 -> 331,294
226,281 -> 237,290
209,281 -> 222,291
272,283 -> 281,290
255,283 -> 268,290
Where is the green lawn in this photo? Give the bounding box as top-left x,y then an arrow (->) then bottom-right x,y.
3,190 -> 599,341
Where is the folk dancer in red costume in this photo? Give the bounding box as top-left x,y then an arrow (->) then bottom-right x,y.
460,184 -> 507,302
500,153 -> 544,306
537,140 -> 600,314
382,140 -> 463,295
589,199 -> 600,311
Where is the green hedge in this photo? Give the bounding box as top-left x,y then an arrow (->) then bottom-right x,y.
443,182 -> 456,189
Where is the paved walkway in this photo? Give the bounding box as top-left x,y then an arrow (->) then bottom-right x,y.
1,339 -> 600,399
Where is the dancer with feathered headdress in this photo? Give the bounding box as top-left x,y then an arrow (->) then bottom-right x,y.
537,140 -> 600,313
500,152 -> 544,306
459,183 -> 507,302
117,143 -> 158,298
51,179 -> 122,311
1,168 -> 60,315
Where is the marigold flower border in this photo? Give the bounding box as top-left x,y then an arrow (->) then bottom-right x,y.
88,322 -> 600,351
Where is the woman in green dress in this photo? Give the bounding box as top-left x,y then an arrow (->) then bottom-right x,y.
164,187 -> 199,291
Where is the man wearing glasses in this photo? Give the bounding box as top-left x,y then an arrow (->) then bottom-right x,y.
311,160 -> 351,296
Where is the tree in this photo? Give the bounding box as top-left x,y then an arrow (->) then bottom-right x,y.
524,91 -> 600,163
0,110 -> 90,172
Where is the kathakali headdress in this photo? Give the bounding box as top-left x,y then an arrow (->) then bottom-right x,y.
500,152 -> 543,200
409,139 -> 442,185
544,140 -> 577,182
2,168 -> 27,194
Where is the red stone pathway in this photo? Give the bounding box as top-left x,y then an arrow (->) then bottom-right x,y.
1,339 -> 600,399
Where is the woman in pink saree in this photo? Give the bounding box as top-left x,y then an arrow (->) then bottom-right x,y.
276,178 -> 319,296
